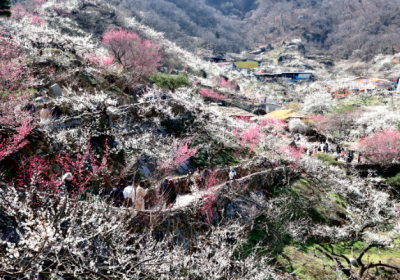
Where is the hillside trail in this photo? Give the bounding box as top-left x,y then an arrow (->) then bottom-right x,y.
142,167 -> 284,213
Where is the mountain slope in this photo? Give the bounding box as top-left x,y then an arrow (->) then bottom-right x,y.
112,0 -> 400,60
245,0 -> 400,60
112,0 -> 248,53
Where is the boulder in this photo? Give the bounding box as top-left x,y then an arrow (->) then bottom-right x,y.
139,166 -> 151,178
49,83 -> 62,98
289,119 -> 309,134
178,163 -> 190,174
35,96 -> 46,103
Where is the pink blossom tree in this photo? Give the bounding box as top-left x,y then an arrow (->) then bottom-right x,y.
0,116 -> 35,163
86,52 -> 114,69
0,99 -> 36,163
173,140 -> 198,168
159,140 -> 198,174
357,129 -> 400,166
236,126 -> 262,153
218,77 -> 238,90
0,30 -> 35,95
279,145 -> 305,169
102,29 -> 162,84
11,4 -> 28,20
29,15 -> 46,26
16,156 -> 60,195
308,114 -> 325,122
201,190 -> 216,220
199,88 -> 227,101
260,118 -> 286,130
57,141 -> 109,196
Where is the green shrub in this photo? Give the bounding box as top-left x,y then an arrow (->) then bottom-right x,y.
150,73 -> 191,92
314,153 -> 343,166
387,173 -> 400,187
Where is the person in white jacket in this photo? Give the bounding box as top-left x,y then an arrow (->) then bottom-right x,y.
229,167 -> 237,180
123,184 -> 135,206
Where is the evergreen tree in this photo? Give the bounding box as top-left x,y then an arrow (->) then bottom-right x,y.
0,0 -> 11,17
150,73 -> 191,92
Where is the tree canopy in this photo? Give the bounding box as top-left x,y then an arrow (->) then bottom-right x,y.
150,73 -> 191,92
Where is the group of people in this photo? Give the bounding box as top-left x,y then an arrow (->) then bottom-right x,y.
24,101 -> 62,121
108,178 -> 178,210
295,131 -> 363,164
312,141 -> 361,163
109,181 -> 150,209
191,166 -> 237,189
62,165 -> 239,211
139,87 -> 168,101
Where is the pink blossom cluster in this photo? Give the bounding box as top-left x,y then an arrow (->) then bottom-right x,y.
358,129 -> 400,166
0,30 -> 35,93
102,29 -> 162,83
233,126 -> 262,153
0,117 -> 35,163
206,170 -> 219,188
173,140 -> 198,168
308,114 -> 325,122
234,116 -> 252,123
57,141 -> 109,196
11,4 -> 28,20
160,140 -> 198,173
201,190 -> 216,219
29,15 -> 46,26
86,52 -> 114,68
280,145 -> 305,168
199,88 -> 227,101
260,118 -> 286,130
11,1 -> 46,21
16,156 -> 60,195
218,77 -> 238,90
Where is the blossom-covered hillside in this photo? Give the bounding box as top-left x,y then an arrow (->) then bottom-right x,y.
0,0 -> 400,279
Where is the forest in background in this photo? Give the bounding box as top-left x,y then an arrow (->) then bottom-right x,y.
109,0 -> 400,60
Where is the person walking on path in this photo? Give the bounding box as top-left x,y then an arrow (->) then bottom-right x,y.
40,104 -> 51,120
202,166 -> 211,187
24,101 -> 36,116
159,179 -> 177,209
62,172 -> 75,196
123,183 -> 135,206
135,181 -> 149,210
51,105 -> 62,120
109,186 -> 124,207
229,167 -> 237,180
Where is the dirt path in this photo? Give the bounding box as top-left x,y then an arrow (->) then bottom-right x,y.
144,167 -> 284,213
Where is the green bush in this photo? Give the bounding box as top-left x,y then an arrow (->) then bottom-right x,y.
387,173 -> 400,187
150,73 -> 191,92
314,153 -> 343,166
